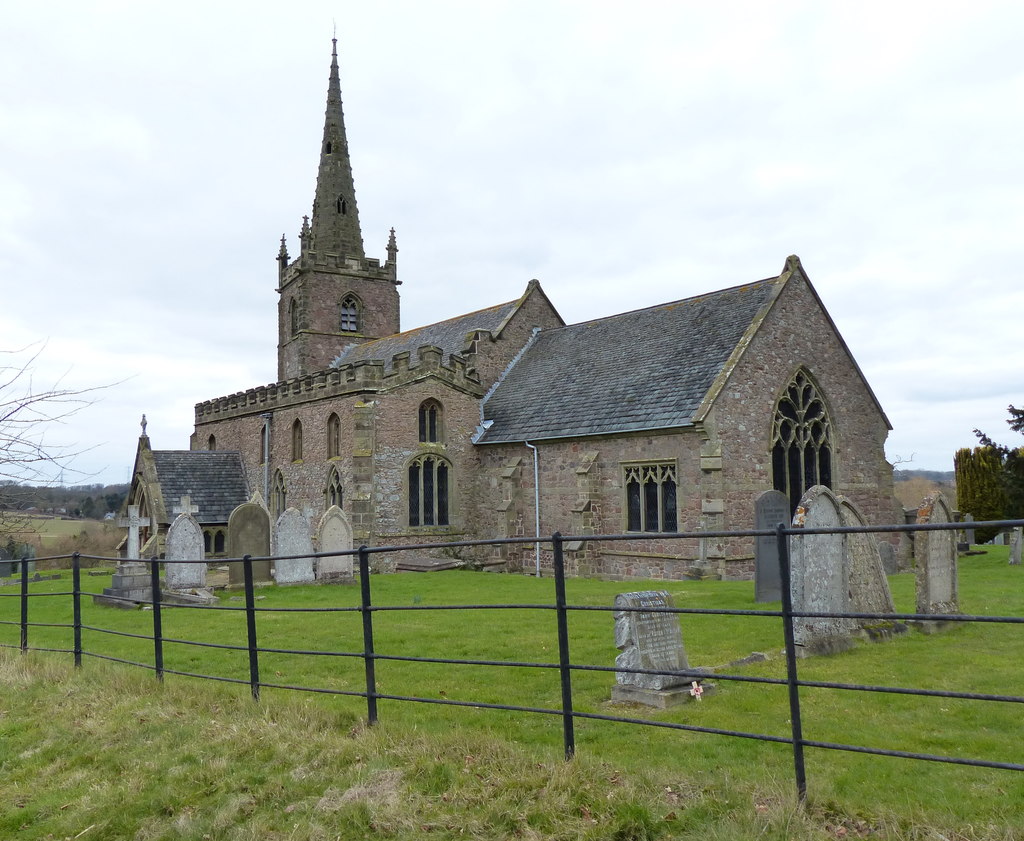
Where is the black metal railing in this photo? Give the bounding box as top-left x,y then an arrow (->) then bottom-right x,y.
2,517 -> 1023,803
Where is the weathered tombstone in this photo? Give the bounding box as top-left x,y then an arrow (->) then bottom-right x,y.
611,590 -> 706,707
227,500 -> 272,585
789,485 -> 853,654
273,508 -> 315,585
316,506 -> 354,582
963,514 -> 976,547
877,541 -> 898,575
165,512 -> 207,590
914,494 -> 959,616
96,504 -> 153,607
754,490 -> 790,602
1010,527 -> 1023,566
840,499 -> 904,638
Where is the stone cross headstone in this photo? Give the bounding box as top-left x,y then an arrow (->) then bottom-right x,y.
877,541 -> 898,575
316,506 -> 354,582
963,514 -> 975,547
754,490 -> 790,602
173,494 -> 199,518
165,512 -> 206,590
227,501 -> 272,585
914,494 -> 959,615
613,591 -> 689,690
789,485 -> 853,653
1010,527 -> 1023,566
273,507 -> 315,585
840,498 -> 900,633
117,504 -> 150,560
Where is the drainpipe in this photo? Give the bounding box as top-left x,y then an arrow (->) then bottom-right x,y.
524,441 -> 541,577
261,413 -> 273,504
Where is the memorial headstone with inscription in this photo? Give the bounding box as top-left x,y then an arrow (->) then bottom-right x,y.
914,494 -> 959,616
227,498 -> 272,585
789,485 -> 853,653
165,508 -> 207,591
274,508 -> 315,585
611,590 -> 707,707
840,498 -> 904,637
754,490 -> 790,602
316,506 -> 354,582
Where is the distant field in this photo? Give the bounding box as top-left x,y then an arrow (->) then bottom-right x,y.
1,513 -> 118,553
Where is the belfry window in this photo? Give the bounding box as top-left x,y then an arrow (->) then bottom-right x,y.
418,399 -> 443,444
327,412 -> 341,458
408,454 -> 451,527
325,141 -> 332,154
207,434 -> 216,451
340,295 -> 359,332
325,465 -> 343,509
623,462 -> 678,533
337,196 -> 347,215
289,298 -> 298,337
772,369 -> 833,512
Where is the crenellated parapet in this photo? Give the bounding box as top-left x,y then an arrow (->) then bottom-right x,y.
195,344 -> 482,423
278,248 -> 398,291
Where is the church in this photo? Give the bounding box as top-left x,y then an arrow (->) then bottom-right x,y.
126,40 -> 898,579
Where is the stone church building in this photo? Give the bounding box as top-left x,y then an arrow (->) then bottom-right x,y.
129,41 -> 897,579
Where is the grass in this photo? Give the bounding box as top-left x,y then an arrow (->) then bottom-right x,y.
2,546 -> 1024,839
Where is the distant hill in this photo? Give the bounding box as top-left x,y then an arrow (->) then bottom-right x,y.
894,469 -> 955,484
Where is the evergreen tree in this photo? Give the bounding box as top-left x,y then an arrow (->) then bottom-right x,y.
974,404 -> 1024,520
954,446 -> 1007,542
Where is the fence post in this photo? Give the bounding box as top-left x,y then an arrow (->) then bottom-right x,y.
777,523 -> 807,802
20,556 -> 29,653
242,555 -> 260,701
150,556 -> 164,682
552,533 -> 576,760
358,546 -> 378,725
72,552 -> 82,668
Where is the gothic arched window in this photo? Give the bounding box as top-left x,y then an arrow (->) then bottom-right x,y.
623,462 -> 678,533
325,465 -> 343,509
207,434 -> 216,451
340,295 -> 360,332
291,419 -> 303,462
418,399 -> 443,444
327,413 -> 341,459
272,470 -> 287,519
772,369 -> 833,512
408,454 -> 451,527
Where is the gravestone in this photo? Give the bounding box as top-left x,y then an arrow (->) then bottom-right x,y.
165,511 -> 206,590
611,590 -> 706,707
877,541 -> 898,575
914,494 -> 959,615
789,485 -> 853,654
96,504 -> 153,607
273,508 -> 315,585
1010,527 -> 1023,566
840,498 -> 903,638
316,506 -> 354,582
963,514 -> 975,547
754,490 -> 790,602
227,500 -> 272,585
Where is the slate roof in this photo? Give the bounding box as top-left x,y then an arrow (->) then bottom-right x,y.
477,277 -> 782,443
152,451 -> 249,524
331,299 -> 520,370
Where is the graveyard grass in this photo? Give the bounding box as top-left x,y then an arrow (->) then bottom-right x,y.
2,547 -> 1024,840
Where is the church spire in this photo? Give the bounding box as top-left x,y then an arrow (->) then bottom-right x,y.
310,37 -> 364,259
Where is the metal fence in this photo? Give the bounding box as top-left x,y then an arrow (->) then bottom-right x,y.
2,518 -> 1024,802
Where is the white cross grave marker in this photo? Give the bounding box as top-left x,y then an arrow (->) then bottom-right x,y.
117,504 -> 151,560
173,494 -> 199,518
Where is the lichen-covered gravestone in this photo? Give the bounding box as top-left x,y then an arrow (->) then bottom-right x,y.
165,512 -> 206,590
840,498 -> 904,638
789,485 -> 853,654
273,508 -> 315,585
915,494 -> 959,616
227,500 -> 272,585
316,506 -> 354,582
754,489 -> 790,602
877,541 -> 898,575
611,591 -> 705,708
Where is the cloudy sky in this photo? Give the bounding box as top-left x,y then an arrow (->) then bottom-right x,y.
2,1 -> 1022,487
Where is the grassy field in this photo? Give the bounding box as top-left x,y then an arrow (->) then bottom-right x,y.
1,513 -> 119,556
1,546 -> 1023,839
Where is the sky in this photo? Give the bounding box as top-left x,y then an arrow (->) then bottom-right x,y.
1,0 -> 1022,487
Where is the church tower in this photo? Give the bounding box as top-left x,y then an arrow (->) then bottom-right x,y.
276,39 -> 400,381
